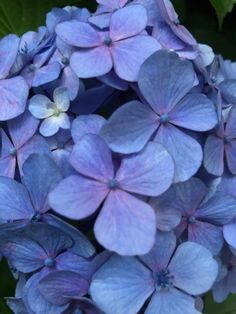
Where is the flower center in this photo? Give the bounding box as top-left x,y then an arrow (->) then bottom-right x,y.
224,136 -> 231,144
154,269 -> 173,290
29,64 -> 36,72
61,56 -> 70,65
44,257 -> 55,268
107,178 -> 119,190
103,36 -> 113,47
31,212 -> 41,222
53,108 -> 61,117
188,216 -> 196,224
159,113 -> 169,124
74,309 -> 83,314
9,147 -> 17,156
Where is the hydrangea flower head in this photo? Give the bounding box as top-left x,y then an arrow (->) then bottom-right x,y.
29,87 -> 71,136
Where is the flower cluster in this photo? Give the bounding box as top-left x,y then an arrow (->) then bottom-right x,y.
0,0 -> 236,313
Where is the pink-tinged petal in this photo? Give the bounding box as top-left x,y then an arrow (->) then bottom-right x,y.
70,47 -> 112,78
100,101 -> 159,154
116,142 -> 174,196
145,289 -> 200,314
94,190 -> 156,255
0,34 -> 19,78
17,135 -> 51,174
171,23 -> 197,46
169,242 -> 218,295
225,105 -> 236,137
109,5 -> 147,41
225,140 -> 236,174
169,94 -> 217,131
8,110 -> 39,149
56,20 -> 102,47
0,76 -> 28,121
139,231 -> 176,272
32,62 -> 61,87
90,255 -> 154,314
111,35 -> 160,81
138,50 -> 196,114
204,135 -> 224,176
71,114 -> 106,143
49,175 -> 108,220
155,124 -> 202,182
69,134 -> 114,182
223,223 -> 236,249
188,221 -> 224,255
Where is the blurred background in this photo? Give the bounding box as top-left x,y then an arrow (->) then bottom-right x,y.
0,0 -> 236,313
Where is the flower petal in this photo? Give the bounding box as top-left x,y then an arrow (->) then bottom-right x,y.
29,95 -> 55,119
49,175 -> 108,220
225,140 -> 236,174
40,117 -> 61,137
71,114 -> 106,143
90,255 -> 154,314
0,34 -> 19,78
139,231 -> 176,272
223,223 -> 236,249
204,135 -> 224,176
53,87 -> 70,111
112,35 -> 160,81
71,47 -> 113,78
56,20 -> 102,47
70,134 -> 114,182
94,190 -> 156,255
169,242 -> 218,295
145,289 -> 200,314
109,5 -> 147,41
155,124 -> 202,182
138,50 -> 196,114
116,142 -> 174,196
169,94 -> 217,131
100,101 -> 159,154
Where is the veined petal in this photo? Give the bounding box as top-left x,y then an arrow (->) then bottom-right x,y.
29,95 -> 55,119
204,135 -> 224,176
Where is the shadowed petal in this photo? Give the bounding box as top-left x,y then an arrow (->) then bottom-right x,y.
109,5 -> 147,41
100,101 -> 159,154
138,50 -> 196,114
90,255 -> 154,314
188,221 -> 224,255
169,94 -> 217,131
32,62 -> 61,87
204,135 -> 224,176
139,231 -> 176,272
169,242 -> 218,295
145,289 -> 200,314
56,20 -> 102,47
0,177 -> 34,220
49,175 -> 108,220
70,134 -> 114,182
22,154 -> 62,214
71,114 -> 106,143
155,124 -> 202,182
94,190 -> 156,255
112,35 -> 160,81
71,47 -> 112,78
225,140 -> 236,174
116,142 -> 174,196
39,271 -> 89,305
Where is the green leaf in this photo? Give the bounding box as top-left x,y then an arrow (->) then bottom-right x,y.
0,0 -> 89,37
204,293 -> 236,314
209,0 -> 236,28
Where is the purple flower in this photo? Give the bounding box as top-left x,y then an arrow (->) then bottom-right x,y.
0,111 -> 50,178
101,50 -> 218,182
204,106 -> 236,176
150,177 -> 236,254
0,154 -> 62,222
49,134 -> 174,255
90,231 -> 218,314
0,34 -> 29,121
56,5 -> 160,81
29,87 -> 71,137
